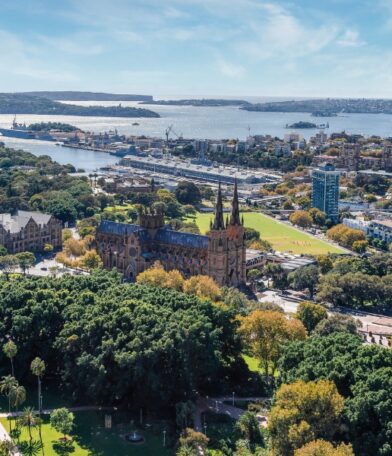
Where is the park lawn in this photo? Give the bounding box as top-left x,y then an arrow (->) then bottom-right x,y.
242,354 -> 280,378
187,212 -> 345,255
104,203 -> 135,213
1,411 -> 174,456
0,416 -> 89,456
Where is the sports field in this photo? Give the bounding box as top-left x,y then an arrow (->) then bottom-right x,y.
188,212 -> 345,255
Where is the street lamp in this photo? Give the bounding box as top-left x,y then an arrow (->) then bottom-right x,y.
204,422 -> 207,436
215,400 -> 218,412
232,392 -> 235,406
163,430 -> 166,447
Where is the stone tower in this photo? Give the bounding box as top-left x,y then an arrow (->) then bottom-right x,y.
208,181 -> 246,286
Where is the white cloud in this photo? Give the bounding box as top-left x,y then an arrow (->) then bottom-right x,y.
217,59 -> 246,78
236,3 -> 339,60
336,29 -> 365,47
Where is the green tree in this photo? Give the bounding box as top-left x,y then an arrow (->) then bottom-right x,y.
31,358 -> 45,415
316,255 -> 333,274
0,255 -> 18,280
50,408 -> 74,441
288,265 -> 319,299
3,340 -> 17,377
235,411 -> 264,449
0,376 -> 18,432
175,181 -> 202,205
313,314 -> 361,336
15,252 -> 35,275
264,263 -> 284,288
19,407 -> 37,449
296,302 -> 327,333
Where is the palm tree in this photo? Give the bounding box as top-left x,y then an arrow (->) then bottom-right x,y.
30,358 -> 45,416
19,408 -> 37,449
3,340 -> 17,377
31,358 -> 46,456
11,383 -> 26,416
0,376 -> 18,432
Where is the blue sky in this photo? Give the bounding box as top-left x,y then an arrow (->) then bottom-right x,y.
1,0 -> 392,97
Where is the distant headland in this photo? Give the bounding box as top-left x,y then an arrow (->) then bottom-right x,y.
0,93 -> 160,118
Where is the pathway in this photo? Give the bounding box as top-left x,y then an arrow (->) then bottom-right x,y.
194,396 -> 269,432
0,420 -> 22,456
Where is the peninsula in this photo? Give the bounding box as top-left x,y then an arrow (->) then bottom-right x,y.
140,98 -> 252,107
0,93 -> 160,118
241,98 -> 392,114
21,91 -> 153,102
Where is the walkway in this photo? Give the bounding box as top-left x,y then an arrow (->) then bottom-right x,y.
0,420 -> 22,456
194,396 -> 269,432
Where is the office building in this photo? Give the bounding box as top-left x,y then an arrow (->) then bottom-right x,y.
312,163 -> 340,223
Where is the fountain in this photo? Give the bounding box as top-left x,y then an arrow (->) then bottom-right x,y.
125,430 -> 145,444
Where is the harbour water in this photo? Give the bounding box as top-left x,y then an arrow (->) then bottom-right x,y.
1,97 -> 392,171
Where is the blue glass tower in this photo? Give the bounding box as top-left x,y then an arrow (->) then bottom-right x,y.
311,162 -> 340,223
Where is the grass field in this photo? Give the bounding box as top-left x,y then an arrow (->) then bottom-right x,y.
188,212 -> 345,255
1,411 -> 174,456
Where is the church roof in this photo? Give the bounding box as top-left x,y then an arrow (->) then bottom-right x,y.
99,220 -> 147,237
155,228 -> 208,249
98,221 -> 208,249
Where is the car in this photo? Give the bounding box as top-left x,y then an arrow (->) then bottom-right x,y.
40,267 -> 47,271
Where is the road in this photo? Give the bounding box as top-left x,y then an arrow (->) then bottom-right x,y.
258,290 -> 392,347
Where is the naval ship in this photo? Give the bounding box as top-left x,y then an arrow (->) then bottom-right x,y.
0,117 -> 54,141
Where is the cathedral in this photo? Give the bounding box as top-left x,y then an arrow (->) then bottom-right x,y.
96,182 -> 246,286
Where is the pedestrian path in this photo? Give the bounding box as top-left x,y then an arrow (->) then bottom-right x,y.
0,420 -> 22,456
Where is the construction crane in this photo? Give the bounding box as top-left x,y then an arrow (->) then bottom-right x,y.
165,125 -> 183,145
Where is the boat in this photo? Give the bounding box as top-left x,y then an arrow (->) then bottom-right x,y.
0,117 -> 55,141
132,122 -> 140,126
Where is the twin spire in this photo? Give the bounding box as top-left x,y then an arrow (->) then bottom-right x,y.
212,180 -> 242,230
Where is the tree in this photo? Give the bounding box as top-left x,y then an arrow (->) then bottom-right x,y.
0,376 -> 18,432
175,181 -> 202,205
15,252 -> 35,275
43,243 -> 54,253
313,314 -> 361,336
289,211 -> 313,228
278,334 -> 392,455
238,310 -> 306,377
296,302 -> 327,333
308,208 -> 326,227
31,358 -> 45,415
235,411 -> 264,450
3,340 -> 17,377
0,255 -> 18,280
176,401 -> 196,430
288,265 -> 319,299
183,275 -> 220,301
352,240 -> 368,254
244,227 -> 260,245
294,440 -> 354,456
11,383 -> 26,418
178,428 -> 209,453
0,245 -> 8,256
264,263 -> 284,288
19,407 -> 37,449
316,255 -> 333,274
50,408 -> 74,441
80,250 -> 102,271
327,225 -> 366,249
268,380 -> 345,456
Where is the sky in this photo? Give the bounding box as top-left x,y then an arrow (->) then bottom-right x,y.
1,0 -> 392,98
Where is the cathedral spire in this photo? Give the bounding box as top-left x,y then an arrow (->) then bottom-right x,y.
230,179 -> 241,225
212,182 -> 225,230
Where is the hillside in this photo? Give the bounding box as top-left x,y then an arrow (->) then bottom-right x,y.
21,91 -> 153,102
0,93 -> 159,117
